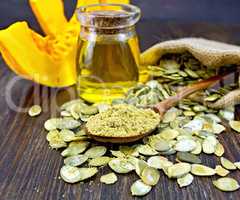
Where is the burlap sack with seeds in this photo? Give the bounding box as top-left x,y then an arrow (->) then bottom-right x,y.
141,38 -> 240,109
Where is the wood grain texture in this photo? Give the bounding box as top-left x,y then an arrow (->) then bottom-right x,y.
0,21 -> 240,200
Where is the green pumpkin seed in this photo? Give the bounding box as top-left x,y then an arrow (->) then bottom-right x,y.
212,123 -> 225,134
61,141 -> 89,157
28,105 -> 42,117
149,137 -> 170,152
100,173 -> 118,184
174,139 -> 197,152
215,165 -> 230,177
191,164 -> 215,176
85,146 -> 107,158
183,111 -> 196,117
184,68 -> 199,78
176,152 -> 201,164
191,140 -> 202,155
213,177 -> 240,192
108,158 -> 135,174
64,155 -> 88,167
46,130 -> 67,149
119,146 -> 139,157
229,121 -> 240,133
162,108 -> 178,123
60,99 -> 84,110
59,129 -> 76,142
141,166 -> 160,186
177,174 -> 194,187
110,150 -> 125,158
131,180 -> 152,196
80,106 -> 98,115
60,110 -> 72,117
192,105 -> 207,112
88,156 -> 111,167
214,143 -> 224,157
220,157 -> 237,170
204,94 -> 221,102
167,163 -> 191,178
159,129 -> 179,140
44,118 -> 81,131
137,145 -> 158,156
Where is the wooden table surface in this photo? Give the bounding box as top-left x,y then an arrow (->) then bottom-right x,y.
0,20 -> 240,200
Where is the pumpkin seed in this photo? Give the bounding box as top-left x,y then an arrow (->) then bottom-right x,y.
213,177 -> 240,192
80,106 -> 98,115
212,123 -> 225,134
219,110 -> 234,121
176,152 -> 201,164
96,103 -> 110,113
85,146 -> 107,158
159,129 -> 179,140
46,130 -> 67,149
184,119 -> 204,131
229,120 -> 240,133
60,110 -> 72,117
141,166 -> 160,186
191,164 -> 215,176
137,145 -> 158,156
44,118 -> 81,131
202,136 -> 217,154
220,157 -> 237,170
88,156 -> 111,167
234,162 -> 240,169
108,158 -> 135,174
177,174 -> 194,187
215,165 -> 230,177
191,140 -> 202,155
100,173 -> 118,184
192,105 -> 207,112
59,129 -> 76,142
135,159 -> 149,176
28,105 -> 42,117
174,139 -> 197,152
110,150 -> 125,158
61,141 -> 89,157
64,155 -> 88,167
214,143 -> 224,157
119,146 -> 139,157
60,99 -> 84,110
183,111 -> 196,117
149,137 -> 170,152
204,94 -> 221,102
60,165 -> 98,183
162,108 -> 178,123
147,156 -> 168,169
167,163 -> 191,178
131,180 -> 152,196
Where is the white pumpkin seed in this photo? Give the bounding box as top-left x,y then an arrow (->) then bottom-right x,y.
88,156 -> 111,167
215,165 -> 230,177
137,145 -> 158,156
100,173 -> 118,184
234,162 -> 240,169
162,108 -> 178,123
191,140 -> 202,155
174,139 -> 197,152
44,118 -> 81,131
213,177 -> 240,192
219,110 -> 234,121
135,159 -> 149,176
149,137 -> 170,152
60,165 -> 98,183
214,143 -> 224,157
183,119 -> 204,131
28,105 -> 42,117
202,136 -> 217,154
167,163 -> 191,178
64,155 -> 88,167
220,157 -> 237,170
177,174 -> 194,187
147,156 -> 168,169
212,123 -> 225,134
108,158 -> 135,174
229,120 -> 240,133
61,141 -> 89,157
59,129 -> 76,142
60,110 -> 72,117
131,180 -> 152,196
85,146 -> 107,158
141,166 -> 160,186
191,164 -> 215,176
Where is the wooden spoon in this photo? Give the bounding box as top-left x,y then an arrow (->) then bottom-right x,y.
86,74 -> 228,143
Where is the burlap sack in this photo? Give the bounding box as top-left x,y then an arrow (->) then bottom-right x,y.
140,37 -> 240,109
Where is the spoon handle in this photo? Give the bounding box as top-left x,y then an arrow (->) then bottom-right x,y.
153,74 -> 226,116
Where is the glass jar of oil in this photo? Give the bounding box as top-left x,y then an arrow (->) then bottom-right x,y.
76,4 -> 145,103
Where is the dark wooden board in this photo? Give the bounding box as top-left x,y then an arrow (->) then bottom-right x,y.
0,21 -> 240,200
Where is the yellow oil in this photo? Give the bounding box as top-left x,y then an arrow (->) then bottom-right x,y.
76,33 -> 147,103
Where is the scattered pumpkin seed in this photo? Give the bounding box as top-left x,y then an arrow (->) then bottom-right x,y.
159,129 -> 179,140
220,157 -> 237,170
135,159 -> 149,176
85,146 -> 107,158
167,163 -> 191,178
215,165 -> 230,177
88,156 -> 111,167
174,139 -> 197,152
100,173 -> 118,184
64,155 -> 88,167
149,137 -> 170,152
131,180 -> 152,196
61,141 -> 89,157
202,136 -> 217,154
147,156 -> 168,169
108,158 -> 135,174
141,166 -> 160,186
176,152 -> 201,164
28,105 -> 42,117
234,162 -> 240,169
213,177 -> 240,192
80,106 -> 98,115
44,118 -> 81,131
59,129 -> 76,142
137,145 -> 159,156
177,174 -> 194,187
214,143 -> 224,157
191,164 -> 215,176
191,140 -> 202,155
229,120 -> 240,133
